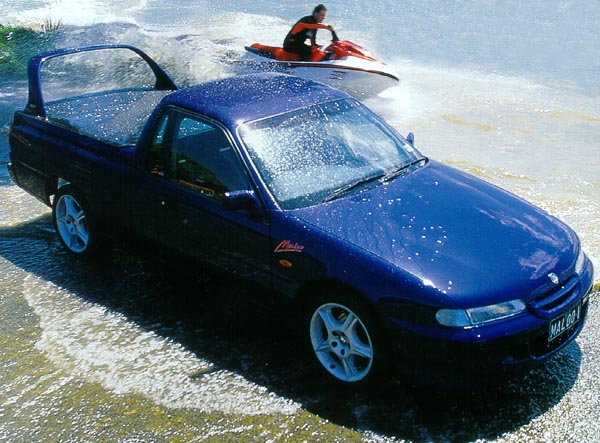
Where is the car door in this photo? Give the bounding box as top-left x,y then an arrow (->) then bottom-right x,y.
133,107 -> 272,282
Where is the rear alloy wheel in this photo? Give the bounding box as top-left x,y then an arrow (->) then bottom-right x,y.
53,186 -> 97,257
309,298 -> 382,383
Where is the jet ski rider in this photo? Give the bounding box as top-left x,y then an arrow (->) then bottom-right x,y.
283,4 -> 334,60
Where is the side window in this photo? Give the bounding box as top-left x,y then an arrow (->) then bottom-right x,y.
146,110 -> 248,199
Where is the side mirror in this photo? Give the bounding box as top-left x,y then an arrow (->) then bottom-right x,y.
406,132 -> 415,145
223,189 -> 259,212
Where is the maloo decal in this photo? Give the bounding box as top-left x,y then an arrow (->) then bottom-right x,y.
274,240 -> 304,253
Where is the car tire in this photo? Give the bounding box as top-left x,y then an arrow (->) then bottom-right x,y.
306,291 -> 388,384
52,185 -> 101,258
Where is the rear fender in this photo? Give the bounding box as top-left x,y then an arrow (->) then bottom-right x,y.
8,160 -> 57,207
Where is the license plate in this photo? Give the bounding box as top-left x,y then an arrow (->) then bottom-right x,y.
548,302 -> 581,344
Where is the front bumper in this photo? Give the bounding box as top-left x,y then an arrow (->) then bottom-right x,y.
383,263 -> 595,386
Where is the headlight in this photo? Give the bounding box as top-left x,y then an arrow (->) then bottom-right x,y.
436,299 -> 526,328
575,248 -> 587,275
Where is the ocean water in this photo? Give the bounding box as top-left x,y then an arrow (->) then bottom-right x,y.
1,1 -> 599,442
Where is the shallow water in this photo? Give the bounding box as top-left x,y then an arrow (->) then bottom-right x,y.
1,1 -> 599,441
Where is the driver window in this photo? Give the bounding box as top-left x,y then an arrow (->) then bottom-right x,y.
147,111 -> 248,199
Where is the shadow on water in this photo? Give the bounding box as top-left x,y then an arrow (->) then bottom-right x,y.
0,214 -> 582,442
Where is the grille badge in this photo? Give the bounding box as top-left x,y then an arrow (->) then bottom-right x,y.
548,273 -> 559,285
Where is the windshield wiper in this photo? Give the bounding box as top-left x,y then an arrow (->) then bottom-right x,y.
322,172 -> 385,202
381,157 -> 428,182
322,158 -> 428,203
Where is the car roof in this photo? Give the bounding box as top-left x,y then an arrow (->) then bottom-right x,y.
160,72 -> 351,128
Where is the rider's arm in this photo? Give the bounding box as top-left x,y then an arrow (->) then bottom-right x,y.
290,22 -> 333,35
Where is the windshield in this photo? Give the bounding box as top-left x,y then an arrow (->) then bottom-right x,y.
238,99 -> 424,209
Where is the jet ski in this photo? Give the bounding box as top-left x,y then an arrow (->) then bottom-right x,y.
240,31 -> 399,97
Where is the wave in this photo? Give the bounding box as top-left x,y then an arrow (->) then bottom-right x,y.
4,0 -> 149,28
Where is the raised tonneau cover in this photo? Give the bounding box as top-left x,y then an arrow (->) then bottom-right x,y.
44,89 -> 170,147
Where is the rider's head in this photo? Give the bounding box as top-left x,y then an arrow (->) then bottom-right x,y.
313,4 -> 327,23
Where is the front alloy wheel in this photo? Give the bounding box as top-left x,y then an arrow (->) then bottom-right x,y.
309,301 -> 375,383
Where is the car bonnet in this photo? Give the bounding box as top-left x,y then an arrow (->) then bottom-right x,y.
291,160 -> 579,307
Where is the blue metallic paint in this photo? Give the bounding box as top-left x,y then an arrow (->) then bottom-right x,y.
154,72 -> 349,128
290,160 -> 580,308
